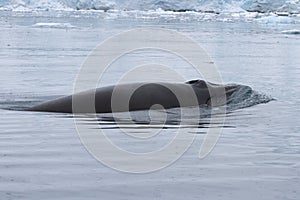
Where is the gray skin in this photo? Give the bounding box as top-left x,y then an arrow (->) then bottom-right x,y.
26,80 -> 240,113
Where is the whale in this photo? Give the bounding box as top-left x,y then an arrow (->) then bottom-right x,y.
26,80 -> 241,114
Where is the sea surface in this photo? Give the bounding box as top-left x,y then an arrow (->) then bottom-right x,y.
0,11 -> 300,200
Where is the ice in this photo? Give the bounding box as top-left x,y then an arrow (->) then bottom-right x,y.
64,0 -> 115,11
0,1 -> 299,24
242,0 -> 300,14
0,0 -> 299,14
32,22 -> 75,29
255,15 -> 295,24
4,0 -> 70,11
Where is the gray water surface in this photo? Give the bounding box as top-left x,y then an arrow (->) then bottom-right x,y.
0,11 -> 300,200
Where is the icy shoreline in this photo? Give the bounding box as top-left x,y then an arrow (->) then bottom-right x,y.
0,0 -> 299,14
0,0 -> 299,25
1,8 -> 299,25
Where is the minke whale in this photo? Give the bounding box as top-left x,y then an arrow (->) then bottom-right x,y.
26,80 -> 243,114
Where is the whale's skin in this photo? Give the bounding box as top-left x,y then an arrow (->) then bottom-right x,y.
26,80 -> 240,113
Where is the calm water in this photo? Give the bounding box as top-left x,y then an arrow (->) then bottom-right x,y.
0,11 -> 300,200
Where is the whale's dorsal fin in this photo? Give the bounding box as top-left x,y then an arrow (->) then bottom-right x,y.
185,79 -> 200,84
185,79 -> 208,88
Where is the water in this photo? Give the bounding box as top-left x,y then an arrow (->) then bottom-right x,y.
0,11 -> 300,200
